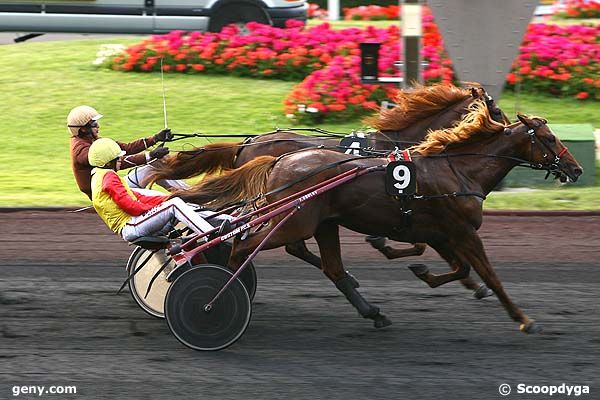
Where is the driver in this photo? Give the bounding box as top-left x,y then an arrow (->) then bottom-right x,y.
87,138 -> 215,242
67,105 -> 188,200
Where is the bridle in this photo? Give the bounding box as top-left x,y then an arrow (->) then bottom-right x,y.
518,121 -> 570,180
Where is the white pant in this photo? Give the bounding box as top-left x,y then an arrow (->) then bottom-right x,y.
125,165 -> 190,191
121,198 -> 215,242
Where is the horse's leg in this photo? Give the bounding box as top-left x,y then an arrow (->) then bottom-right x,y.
366,237 -> 427,259
285,241 -> 322,268
314,222 -> 391,328
285,240 -> 360,288
366,238 -> 492,299
455,234 -> 541,334
407,257 -> 471,288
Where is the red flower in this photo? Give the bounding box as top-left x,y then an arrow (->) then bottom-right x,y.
575,91 -> 589,100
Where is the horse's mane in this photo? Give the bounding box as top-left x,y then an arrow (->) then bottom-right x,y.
364,83 -> 472,132
410,99 -> 506,156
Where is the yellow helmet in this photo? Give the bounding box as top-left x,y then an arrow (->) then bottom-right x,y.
67,105 -> 103,136
88,138 -> 125,167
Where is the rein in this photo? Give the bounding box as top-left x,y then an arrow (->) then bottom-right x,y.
168,129 -> 420,157
418,125 -> 569,177
168,127 -> 349,141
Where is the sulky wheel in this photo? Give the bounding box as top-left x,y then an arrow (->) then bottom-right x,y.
204,242 -> 257,301
164,265 -> 251,351
126,247 -> 176,319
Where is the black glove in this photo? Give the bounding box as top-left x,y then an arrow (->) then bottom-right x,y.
149,147 -> 169,159
154,128 -> 173,142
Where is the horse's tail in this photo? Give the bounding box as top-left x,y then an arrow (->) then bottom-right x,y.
172,156 -> 278,209
147,141 -> 241,183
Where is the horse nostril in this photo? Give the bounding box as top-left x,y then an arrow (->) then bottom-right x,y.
574,168 -> 583,177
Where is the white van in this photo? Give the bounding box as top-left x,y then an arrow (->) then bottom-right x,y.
0,0 -> 307,36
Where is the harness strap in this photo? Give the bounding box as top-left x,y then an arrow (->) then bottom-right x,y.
263,154 -> 384,198
415,191 -> 487,200
558,147 -> 568,158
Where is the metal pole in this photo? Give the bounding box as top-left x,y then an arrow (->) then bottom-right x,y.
402,0 -> 423,88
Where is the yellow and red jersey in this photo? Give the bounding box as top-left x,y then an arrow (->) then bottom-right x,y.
91,168 -> 167,234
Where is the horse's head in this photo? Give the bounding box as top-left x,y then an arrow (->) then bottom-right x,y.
504,114 -> 583,183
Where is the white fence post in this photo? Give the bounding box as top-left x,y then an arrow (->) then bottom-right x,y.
328,0 -> 340,21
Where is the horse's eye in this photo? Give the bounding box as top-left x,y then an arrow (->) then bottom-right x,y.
548,135 -> 556,143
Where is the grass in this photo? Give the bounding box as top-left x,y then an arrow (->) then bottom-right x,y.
0,28 -> 598,209
486,186 -> 600,210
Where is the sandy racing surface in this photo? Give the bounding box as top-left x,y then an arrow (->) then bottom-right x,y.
1,210 -> 599,399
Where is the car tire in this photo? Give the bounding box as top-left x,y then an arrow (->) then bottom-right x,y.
208,3 -> 271,33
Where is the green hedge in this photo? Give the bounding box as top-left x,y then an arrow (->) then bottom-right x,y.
310,0 -> 398,9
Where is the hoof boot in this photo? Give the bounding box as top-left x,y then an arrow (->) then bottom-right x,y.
408,263 -> 429,277
473,284 -> 494,299
520,320 -> 543,334
345,271 -> 360,288
365,235 -> 386,250
373,314 -> 392,329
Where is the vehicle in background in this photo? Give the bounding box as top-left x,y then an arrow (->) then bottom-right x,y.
0,0 -> 308,41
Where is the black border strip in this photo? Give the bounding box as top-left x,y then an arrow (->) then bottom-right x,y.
44,5 -> 144,15
0,4 -> 42,13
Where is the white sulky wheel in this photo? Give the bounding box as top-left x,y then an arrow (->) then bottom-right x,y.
164,265 -> 252,351
126,243 -> 257,319
126,247 -> 175,319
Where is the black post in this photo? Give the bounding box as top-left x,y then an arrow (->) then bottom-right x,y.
360,43 -> 381,84
402,0 -> 422,87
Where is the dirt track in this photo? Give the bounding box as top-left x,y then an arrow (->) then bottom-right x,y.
1,210 -> 599,399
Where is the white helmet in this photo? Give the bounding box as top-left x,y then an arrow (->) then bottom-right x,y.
67,105 -> 103,136
88,138 -> 125,167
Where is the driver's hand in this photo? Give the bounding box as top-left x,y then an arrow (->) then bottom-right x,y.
149,147 -> 169,159
154,128 -> 173,142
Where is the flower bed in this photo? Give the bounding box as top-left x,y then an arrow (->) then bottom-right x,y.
106,17 -> 453,122
506,23 -> 600,101
284,13 -> 453,122
343,5 -> 400,21
554,0 -> 600,19
307,3 -> 400,20
105,16 -> 598,123
110,21 -> 394,81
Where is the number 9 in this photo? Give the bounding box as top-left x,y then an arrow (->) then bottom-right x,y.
393,165 -> 411,190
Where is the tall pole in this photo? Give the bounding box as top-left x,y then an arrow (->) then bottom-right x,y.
402,0 -> 422,88
328,0 -> 340,21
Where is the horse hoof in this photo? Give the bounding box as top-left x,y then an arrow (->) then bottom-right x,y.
365,235 -> 386,250
408,264 -> 429,277
373,314 -> 392,329
345,271 -> 360,288
473,284 -> 494,299
520,320 -> 543,334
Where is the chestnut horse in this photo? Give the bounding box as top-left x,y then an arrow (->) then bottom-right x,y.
159,84 -> 508,297
176,102 -> 583,332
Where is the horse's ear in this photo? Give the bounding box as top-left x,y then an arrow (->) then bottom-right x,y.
517,113 -> 532,128
503,128 -> 513,136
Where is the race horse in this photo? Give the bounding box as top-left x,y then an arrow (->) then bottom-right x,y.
174,101 -> 583,332
155,84 -> 509,297
151,84 -> 508,181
